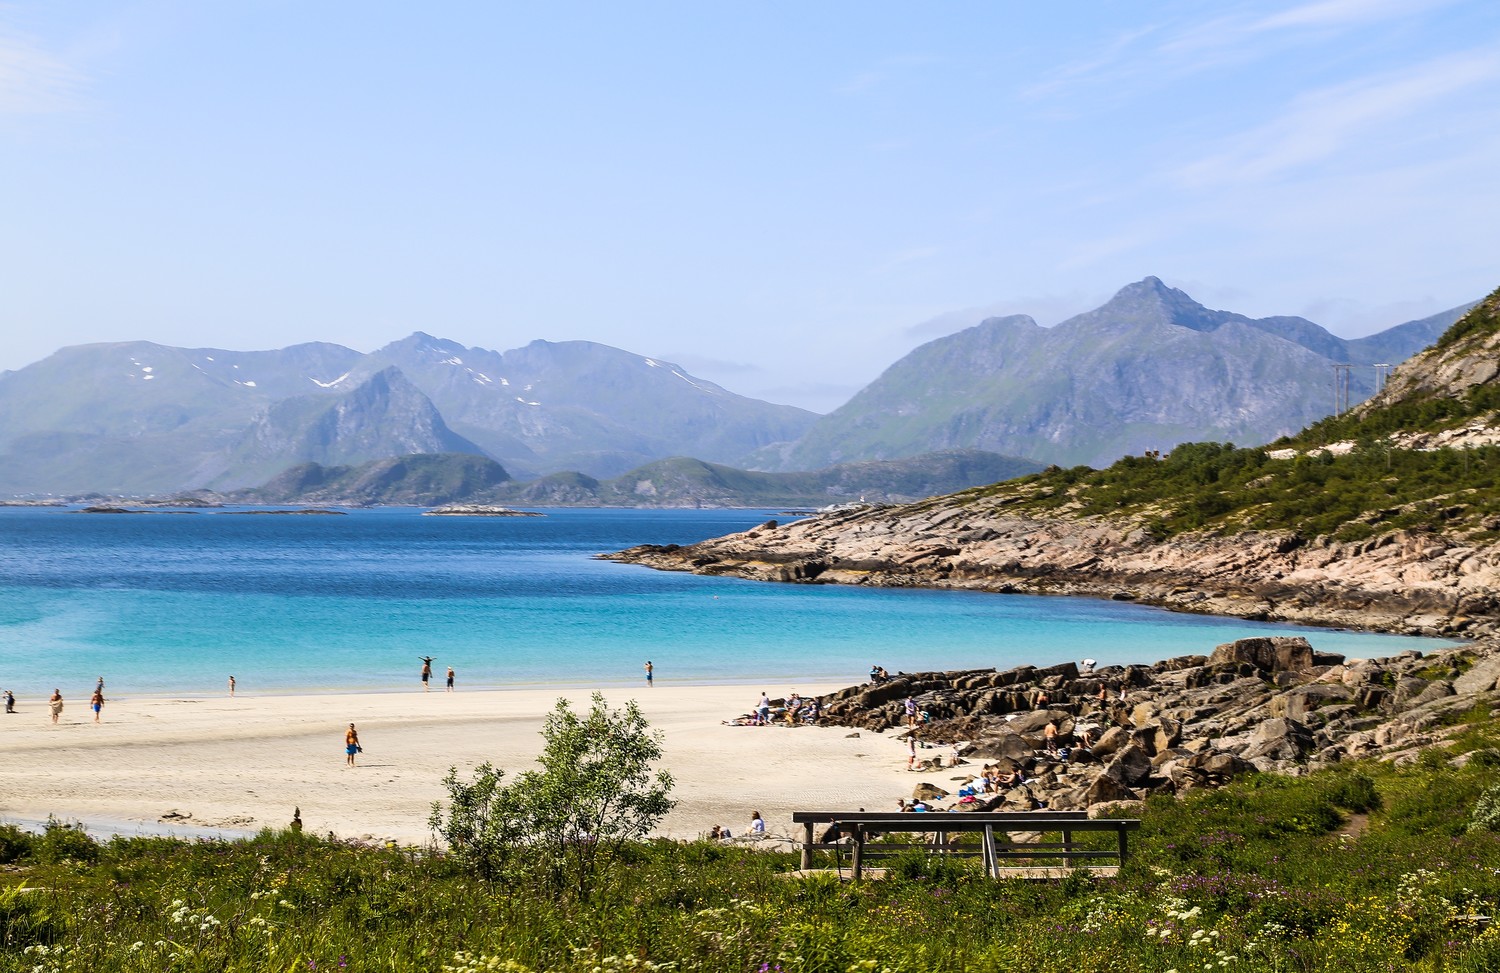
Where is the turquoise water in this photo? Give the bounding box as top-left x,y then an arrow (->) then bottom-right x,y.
0,506 -> 1457,698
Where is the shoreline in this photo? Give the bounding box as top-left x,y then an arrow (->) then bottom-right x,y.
0,683 -> 920,847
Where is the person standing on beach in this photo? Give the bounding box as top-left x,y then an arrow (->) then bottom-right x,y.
446,667 -> 455,692
345,723 -> 360,766
4,690 -> 14,714
90,688 -> 104,723
419,656 -> 433,692
228,675 -> 236,697
904,696 -> 918,728
48,689 -> 63,724
756,692 -> 771,726
644,660 -> 653,687
95,676 -> 104,694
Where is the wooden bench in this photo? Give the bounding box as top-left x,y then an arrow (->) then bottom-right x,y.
791,810 -> 1141,881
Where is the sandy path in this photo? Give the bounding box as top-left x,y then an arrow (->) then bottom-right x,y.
0,685 -> 932,846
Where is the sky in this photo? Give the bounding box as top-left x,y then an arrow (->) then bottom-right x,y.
1,1 -> 1497,413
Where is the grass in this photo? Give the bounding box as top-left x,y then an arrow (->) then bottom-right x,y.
9,720 -> 1500,971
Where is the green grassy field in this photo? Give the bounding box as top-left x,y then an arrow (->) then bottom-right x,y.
7,720 -> 1500,972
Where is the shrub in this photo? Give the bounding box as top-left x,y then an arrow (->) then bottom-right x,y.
432,692 -> 675,897
0,824 -> 33,864
33,818 -> 98,865
1468,783 -> 1500,833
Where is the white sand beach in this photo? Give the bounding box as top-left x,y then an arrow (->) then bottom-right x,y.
0,684 -> 923,846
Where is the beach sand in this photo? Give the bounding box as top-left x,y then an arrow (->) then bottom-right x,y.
0,684 -> 927,847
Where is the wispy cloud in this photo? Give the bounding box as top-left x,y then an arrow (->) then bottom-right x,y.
1173,44 -> 1500,187
1251,0 -> 1452,34
0,26 -> 85,114
834,52 -> 941,95
870,246 -> 938,274
1025,0 -> 1457,103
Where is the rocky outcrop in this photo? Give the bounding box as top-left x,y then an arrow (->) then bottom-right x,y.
604,503 -> 1500,637
814,635 -> 1500,816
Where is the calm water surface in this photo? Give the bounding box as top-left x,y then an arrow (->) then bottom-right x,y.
0,506 -> 1457,698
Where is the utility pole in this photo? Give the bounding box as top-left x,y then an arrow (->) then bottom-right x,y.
1333,363 -> 1354,416
1373,363 -> 1391,393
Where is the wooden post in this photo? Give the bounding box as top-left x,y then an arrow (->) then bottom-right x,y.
1063,827 -> 1074,865
983,825 -> 996,879
1117,824 -> 1129,865
851,825 -> 864,882
801,821 -> 814,871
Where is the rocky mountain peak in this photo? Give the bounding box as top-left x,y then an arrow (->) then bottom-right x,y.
1089,276 -> 1226,333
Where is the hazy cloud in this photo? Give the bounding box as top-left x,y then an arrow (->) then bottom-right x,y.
0,26 -> 84,114
1173,45 -> 1500,187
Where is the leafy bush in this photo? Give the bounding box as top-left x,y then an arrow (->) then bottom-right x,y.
1469,783 -> 1500,833
33,819 -> 98,865
0,825 -> 33,865
432,692 -> 675,897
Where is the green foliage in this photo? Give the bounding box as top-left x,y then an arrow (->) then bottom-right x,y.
1469,783 -> 1500,833
1319,770 -> 1381,813
33,819 -> 98,865
431,692 -> 675,898
10,739 -> 1500,971
1432,284 -> 1500,351
0,825 -> 34,865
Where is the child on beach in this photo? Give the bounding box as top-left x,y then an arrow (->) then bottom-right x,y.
446,667 -> 455,691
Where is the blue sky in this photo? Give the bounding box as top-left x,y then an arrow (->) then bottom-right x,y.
2,1 -> 1497,412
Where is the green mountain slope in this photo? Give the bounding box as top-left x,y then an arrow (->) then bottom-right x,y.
958,284 -> 1500,542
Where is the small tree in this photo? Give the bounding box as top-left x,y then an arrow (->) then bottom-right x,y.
431,692 -> 675,896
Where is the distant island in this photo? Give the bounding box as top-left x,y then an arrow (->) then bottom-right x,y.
423,504 -> 543,517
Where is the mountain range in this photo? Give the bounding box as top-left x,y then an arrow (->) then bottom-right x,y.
221,449 -> 1042,508
608,282 -> 1500,637
761,277 -> 1471,471
0,278 -> 1473,498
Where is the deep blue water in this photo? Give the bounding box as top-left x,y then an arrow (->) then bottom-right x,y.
0,506 -> 1457,698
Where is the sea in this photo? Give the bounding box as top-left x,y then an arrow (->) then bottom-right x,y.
0,506 -> 1459,699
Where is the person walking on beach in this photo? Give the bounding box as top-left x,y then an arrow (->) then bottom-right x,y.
228,675 -> 236,697
90,688 -> 104,723
48,689 -> 63,724
419,656 -> 433,692
345,723 -> 361,766
4,690 -> 14,714
95,676 -> 104,694
446,667 -> 455,692
644,660 -> 654,687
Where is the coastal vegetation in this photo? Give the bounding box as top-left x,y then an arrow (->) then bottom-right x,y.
6,726 -> 1500,971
